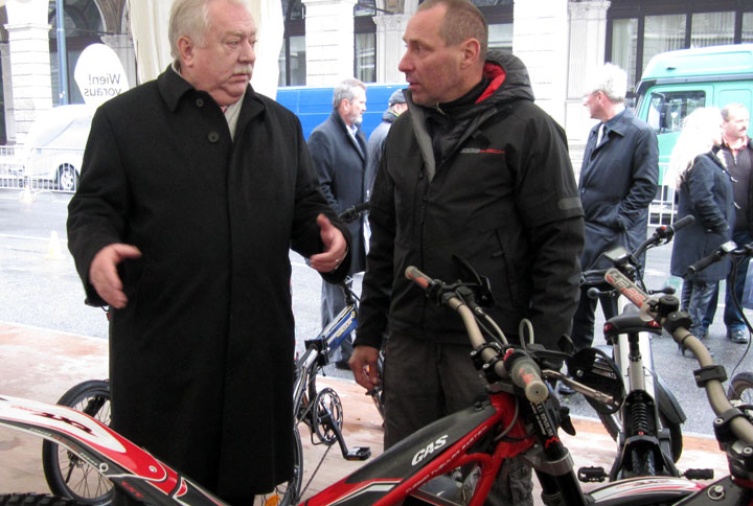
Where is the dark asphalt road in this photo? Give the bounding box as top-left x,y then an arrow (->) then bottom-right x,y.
2,188 -> 753,438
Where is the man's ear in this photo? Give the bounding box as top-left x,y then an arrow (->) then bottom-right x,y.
460,38 -> 481,69
177,35 -> 194,67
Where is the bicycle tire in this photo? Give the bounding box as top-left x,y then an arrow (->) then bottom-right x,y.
0,494 -> 90,506
630,446 -> 656,477
261,425 -> 303,506
41,380 -> 113,506
728,372 -> 753,404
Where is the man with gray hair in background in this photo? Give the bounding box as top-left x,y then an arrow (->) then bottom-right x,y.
308,78 -> 369,368
565,63 -> 659,385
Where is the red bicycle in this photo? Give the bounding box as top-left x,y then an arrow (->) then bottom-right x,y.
2,263 -> 736,506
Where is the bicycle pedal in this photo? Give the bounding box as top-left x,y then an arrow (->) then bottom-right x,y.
684,468 -> 714,480
345,446 -> 371,461
577,466 -> 607,483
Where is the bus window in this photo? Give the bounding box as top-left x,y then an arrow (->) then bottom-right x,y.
648,90 -> 706,134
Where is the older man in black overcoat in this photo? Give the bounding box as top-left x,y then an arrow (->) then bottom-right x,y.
66,0 -> 350,504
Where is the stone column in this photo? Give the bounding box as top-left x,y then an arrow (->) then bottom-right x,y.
512,0 -> 569,125
4,0 -> 53,145
0,42 -> 17,144
303,0 -> 357,86
565,0 -> 610,174
372,13 -> 409,83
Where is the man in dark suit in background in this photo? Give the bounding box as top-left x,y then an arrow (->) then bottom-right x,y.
308,78 -> 368,368
567,63 -> 659,390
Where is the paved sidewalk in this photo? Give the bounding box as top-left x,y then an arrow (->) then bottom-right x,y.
0,322 -> 730,503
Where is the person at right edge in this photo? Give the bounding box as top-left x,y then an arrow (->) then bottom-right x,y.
566,63 -> 659,394
348,1 -> 585,504
719,103 -> 753,344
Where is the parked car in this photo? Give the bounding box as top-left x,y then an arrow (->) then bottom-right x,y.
21,104 -> 94,192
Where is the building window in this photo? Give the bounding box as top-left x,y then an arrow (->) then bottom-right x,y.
642,14 -> 686,77
355,2 -> 376,82
611,18 -> 638,90
691,11 -> 735,47
744,12 -> 753,42
356,32 -> 375,83
489,23 -> 512,52
280,0 -> 306,86
607,1 -> 753,93
279,35 -> 306,86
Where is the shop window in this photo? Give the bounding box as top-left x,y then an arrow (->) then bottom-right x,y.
691,12 -> 735,47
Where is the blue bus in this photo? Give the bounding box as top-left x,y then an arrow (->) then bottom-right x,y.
275,83 -> 407,140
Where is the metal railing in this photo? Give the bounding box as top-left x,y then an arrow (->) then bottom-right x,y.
0,145 -> 84,194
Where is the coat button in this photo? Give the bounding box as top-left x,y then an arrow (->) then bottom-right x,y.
208,131 -> 220,143
196,98 -> 205,107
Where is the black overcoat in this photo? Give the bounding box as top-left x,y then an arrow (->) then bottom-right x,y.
579,109 -> 659,269
67,67 -> 349,498
670,152 -> 734,281
308,111 -> 367,273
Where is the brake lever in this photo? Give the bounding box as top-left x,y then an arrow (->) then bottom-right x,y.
543,370 -> 620,410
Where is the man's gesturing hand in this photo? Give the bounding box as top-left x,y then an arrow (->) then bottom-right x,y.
89,244 -> 142,309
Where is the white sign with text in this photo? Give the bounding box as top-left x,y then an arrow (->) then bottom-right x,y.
74,44 -> 130,107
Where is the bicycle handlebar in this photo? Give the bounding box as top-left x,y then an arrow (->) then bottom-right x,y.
581,216 -> 696,290
405,266 -> 549,404
604,267 -> 753,447
634,214 -> 695,258
685,240 -> 752,277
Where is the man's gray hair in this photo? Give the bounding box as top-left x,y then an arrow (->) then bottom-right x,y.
722,102 -> 749,121
332,78 -> 367,109
586,63 -> 628,103
169,0 -> 253,61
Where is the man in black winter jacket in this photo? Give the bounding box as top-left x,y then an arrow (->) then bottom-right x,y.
348,0 -> 584,504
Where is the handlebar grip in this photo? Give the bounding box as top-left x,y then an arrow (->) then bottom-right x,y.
503,351 -> 548,403
586,287 -> 602,300
670,214 -> 695,232
687,251 -> 723,276
405,265 -> 432,290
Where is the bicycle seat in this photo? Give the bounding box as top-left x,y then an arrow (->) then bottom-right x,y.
604,310 -> 663,338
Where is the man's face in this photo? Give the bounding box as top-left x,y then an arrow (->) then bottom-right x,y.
340,87 -> 367,126
583,90 -> 605,121
723,107 -> 750,143
179,0 -> 257,107
398,5 -> 469,106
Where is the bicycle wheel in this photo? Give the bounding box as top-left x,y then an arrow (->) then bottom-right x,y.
41,380 -> 113,506
630,446 -> 656,477
0,494 -> 91,506
728,372 -> 753,405
260,425 -> 303,506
